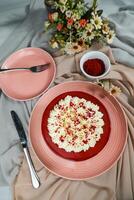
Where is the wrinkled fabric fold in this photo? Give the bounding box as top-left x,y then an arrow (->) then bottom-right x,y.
14,47 -> 134,200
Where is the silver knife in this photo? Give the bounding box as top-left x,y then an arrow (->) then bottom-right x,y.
11,110 -> 41,189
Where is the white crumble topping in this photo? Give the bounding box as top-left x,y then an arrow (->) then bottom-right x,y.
47,95 -> 104,152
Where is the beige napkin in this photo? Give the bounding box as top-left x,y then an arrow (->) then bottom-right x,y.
14,47 -> 134,200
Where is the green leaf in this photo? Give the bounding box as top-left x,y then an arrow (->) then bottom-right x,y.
92,0 -> 98,10
97,9 -> 103,16
83,8 -> 93,19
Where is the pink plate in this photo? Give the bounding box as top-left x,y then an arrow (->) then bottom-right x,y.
0,48 -> 56,101
29,81 -> 128,180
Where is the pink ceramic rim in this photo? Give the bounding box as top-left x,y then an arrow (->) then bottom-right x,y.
1,47 -> 56,101
29,81 -> 128,180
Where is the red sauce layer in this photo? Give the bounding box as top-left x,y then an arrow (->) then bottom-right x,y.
83,59 -> 105,76
41,91 -> 111,161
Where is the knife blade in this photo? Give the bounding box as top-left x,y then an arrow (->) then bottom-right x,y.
11,110 -> 27,148
10,110 -> 41,189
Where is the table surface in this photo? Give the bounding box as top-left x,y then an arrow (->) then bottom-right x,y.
0,0 -> 134,199
0,187 -> 12,200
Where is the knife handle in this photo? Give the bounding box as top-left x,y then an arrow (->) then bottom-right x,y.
23,147 -> 41,189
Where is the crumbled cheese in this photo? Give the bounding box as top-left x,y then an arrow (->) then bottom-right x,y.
47,95 -> 104,152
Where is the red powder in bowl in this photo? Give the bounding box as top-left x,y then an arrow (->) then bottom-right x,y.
83,58 -> 105,76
